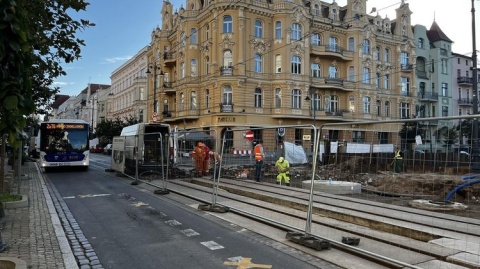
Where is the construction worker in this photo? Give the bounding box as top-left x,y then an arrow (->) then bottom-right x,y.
393,147 -> 403,173
254,140 -> 264,182
275,157 -> 290,186
191,141 -> 206,177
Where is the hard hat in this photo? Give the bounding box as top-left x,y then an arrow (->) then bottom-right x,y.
279,157 -> 284,162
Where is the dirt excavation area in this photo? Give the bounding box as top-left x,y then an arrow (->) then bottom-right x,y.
311,156 -> 480,218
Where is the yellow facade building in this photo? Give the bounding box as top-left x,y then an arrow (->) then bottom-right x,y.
145,0 -> 416,148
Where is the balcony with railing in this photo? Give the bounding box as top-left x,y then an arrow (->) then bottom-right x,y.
458,98 -> 474,106
401,64 -> 414,72
401,91 -> 411,97
220,66 -> 234,76
310,45 -> 353,60
457,76 -> 473,85
163,82 -> 175,94
163,52 -> 177,66
416,69 -> 428,79
418,91 -> 438,101
220,103 -> 234,112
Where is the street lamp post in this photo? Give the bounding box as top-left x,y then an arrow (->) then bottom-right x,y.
471,0 -> 480,172
146,63 -> 163,121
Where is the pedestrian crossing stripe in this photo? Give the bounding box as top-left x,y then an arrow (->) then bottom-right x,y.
200,241 -> 224,250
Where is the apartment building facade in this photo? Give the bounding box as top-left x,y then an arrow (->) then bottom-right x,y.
108,46 -> 149,122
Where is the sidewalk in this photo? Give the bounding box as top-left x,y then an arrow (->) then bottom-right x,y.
0,161 -> 76,269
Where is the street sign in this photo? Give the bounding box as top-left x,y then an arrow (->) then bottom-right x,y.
245,130 -> 254,141
278,127 -> 285,137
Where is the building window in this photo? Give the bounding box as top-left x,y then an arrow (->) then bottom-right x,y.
313,4 -> 319,16
401,52 -> 409,67
254,88 -> 262,108
375,73 -> 380,89
223,50 -> 233,67
275,88 -> 282,108
385,101 -> 390,117
205,89 -> 210,108
205,24 -> 209,40
291,89 -> 301,109
313,93 -> 321,111
352,131 -> 365,143
254,20 -> 263,38
363,96 -> 371,114
191,59 -> 197,77
348,66 -> 355,81
418,38 -> 424,48
223,16 -> 232,33
442,83 -> 448,97
180,92 -> 185,110
399,102 -> 410,119
275,21 -> 282,39
325,95 -> 338,112
348,37 -> 355,51
275,55 -> 282,73
401,77 -> 409,95
328,65 -> 337,78
373,47 -> 380,60
291,23 -> 302,41
329,36 -> 338,50
362,39 -> 370,54
311,63 -> 320,78
291,56 -> 301,74
442,106 -> 448,116
376,100 -> 381,116
441,59 -> 448,74
190,91 -> 197,110
163,99 -> 169,113
362,67 -> 370,84
190,28 -> 197,44
384,48 -> 389,62
349,95 -> 355,112
311,33 -> 321,46
205,56 -> 209,75
254,54 -> 262,73
222,85 -> 232,104
180,62 -> 185,78
180,32 -> 186,46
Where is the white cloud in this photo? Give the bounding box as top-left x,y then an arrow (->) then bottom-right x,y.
53,81 -> 75,86
103,56 -> 132,64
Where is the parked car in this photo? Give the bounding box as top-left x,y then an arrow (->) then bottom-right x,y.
90,144 -> 103,153
104,144 -> 112,155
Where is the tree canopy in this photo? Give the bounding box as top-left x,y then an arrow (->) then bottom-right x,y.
0,0 -> 93,147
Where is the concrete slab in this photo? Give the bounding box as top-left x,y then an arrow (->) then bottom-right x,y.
409,199 -> 468,211
413,259 -> 470,269
447,252 -> 480,268
301,180 -> 361,195
430,238 -> 480,255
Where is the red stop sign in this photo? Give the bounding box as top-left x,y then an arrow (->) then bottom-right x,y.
245,130 -> 254,141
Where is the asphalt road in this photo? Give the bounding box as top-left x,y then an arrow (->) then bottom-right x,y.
43,154 -> 333,269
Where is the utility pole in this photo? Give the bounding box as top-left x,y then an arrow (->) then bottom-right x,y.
471,0 -> 480,172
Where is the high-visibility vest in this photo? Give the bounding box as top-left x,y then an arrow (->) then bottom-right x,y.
254,144 -> 263,161
395,150 -> 403,160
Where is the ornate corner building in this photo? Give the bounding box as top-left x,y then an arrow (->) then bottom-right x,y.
145,0 -> 417,146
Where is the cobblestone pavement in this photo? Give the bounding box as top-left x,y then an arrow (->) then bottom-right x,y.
0,161 -> 77,268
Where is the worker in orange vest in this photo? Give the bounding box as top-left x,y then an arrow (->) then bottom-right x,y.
191,141 -> 206,177
254,140 -> 264,182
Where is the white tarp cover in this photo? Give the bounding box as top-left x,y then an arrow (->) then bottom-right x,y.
283,141 -> 307,164
346,143 -> 371,153
372,144 -> 394,153
331,141 -> 338,154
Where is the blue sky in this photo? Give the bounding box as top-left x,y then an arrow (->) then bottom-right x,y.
54,0 -> 479,97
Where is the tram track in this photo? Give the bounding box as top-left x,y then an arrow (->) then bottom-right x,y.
89,160 -> 479,268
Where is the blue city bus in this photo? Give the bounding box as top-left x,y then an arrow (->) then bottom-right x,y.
39,119 -> 90,172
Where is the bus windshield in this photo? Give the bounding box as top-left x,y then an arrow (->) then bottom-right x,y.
40,123 -> 89,153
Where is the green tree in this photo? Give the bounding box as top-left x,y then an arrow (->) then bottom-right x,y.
457,119 -> 473,145
0,0 -> 93,147
438,126 -> 459,150
398,122 -> 425,148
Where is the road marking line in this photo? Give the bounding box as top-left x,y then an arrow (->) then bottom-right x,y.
200,241 -> 224,250
165,219 -> 182,226
63,196 -> 75,199
223,257 -> 272,268
132,201 -> 149,207
180,229 -> 200,237
77,194 -> 111,198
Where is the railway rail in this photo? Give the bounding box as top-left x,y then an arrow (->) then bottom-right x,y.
89,160 -> 480,269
